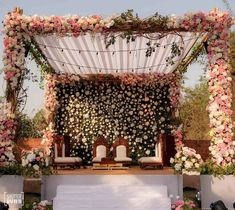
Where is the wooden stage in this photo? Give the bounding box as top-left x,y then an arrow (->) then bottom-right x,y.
54,166 -> 174,175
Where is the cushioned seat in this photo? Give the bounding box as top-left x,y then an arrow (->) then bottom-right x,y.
139,135 -> 163,169
53,136 -> 82,169
113,138 -> 132,166
92,136 -> 109,163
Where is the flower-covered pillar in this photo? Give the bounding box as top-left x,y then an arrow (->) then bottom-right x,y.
3,8 -> 26,117
1,8 -> 26,164
41,74 -> 59,157
207,12 -> 234,166
168,9 -> 234,166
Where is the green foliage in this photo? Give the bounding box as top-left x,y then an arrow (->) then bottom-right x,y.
179,78 -> 210,140
0,163 -> 23,175
21,166 -> 53,178
200,160 -> 235,177
19,200 -> 52,210
16,111 -> 47,138
19,202 -> 34,210
32,109 -> 48,132
17,114 -> 37,138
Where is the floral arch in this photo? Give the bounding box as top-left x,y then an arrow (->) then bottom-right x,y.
1,7 -> 234,170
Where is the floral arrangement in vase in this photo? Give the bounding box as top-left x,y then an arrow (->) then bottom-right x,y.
170,146 -> 203,175
21,148 -> 52,177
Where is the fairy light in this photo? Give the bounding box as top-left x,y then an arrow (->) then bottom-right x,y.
45,56 -> 182,72
36,36 -> 199,54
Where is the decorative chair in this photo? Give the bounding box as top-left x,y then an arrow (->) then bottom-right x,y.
53,135 -> 82,169
113,137 -> 132,166
92,136 -> 109,163
139,135 -> 164,169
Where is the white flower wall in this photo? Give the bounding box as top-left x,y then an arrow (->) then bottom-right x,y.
54,79 -> 173,164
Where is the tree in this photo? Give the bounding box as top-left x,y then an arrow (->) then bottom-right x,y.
17,114 -> 36,138
179,78 -> 210,140
179,32 -> 235,140
32,109 -> 48,132
16,110 -> 47,139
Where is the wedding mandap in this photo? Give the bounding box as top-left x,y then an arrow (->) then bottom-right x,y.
1,7 -> 235,210
0,7 -> 234,174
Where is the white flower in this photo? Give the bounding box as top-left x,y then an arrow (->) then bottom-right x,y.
195,163 -> 200,168
145,150 -> 150,155
174,163 -> 181,171
196,154 -> 201,159
33,164 -> 40,171
39,200 -> 51,206
181,156 -> 186,161
176,152 -> 180,158
0,155 -> 5,160
185,161 -> 193,169
170,158 -> 174,164
138,125 -> 143,129
27,153 -> 36,162
160,117 -> 165,122
191,158 -> 196,163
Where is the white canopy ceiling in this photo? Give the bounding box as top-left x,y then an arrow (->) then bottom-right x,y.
35,32 -> 201,75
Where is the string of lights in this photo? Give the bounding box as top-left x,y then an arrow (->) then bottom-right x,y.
37,36 -> 199,54
46,56 -> 180,72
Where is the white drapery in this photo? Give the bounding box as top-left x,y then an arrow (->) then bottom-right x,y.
35,32 -> 200,75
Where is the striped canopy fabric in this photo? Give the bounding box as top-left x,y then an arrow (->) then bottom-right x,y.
35,32 -> 201,75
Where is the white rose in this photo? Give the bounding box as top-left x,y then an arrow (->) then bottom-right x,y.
181,157 -> 186,161
27,153 -> 36,162
191,158 -> 196,163
196,154 -> 201,159
145,150 -> 150,155
185,161 -> 193,169
170,158 -> 174,164
195,163 -> 200,168
176,152 -> 180,158
174,163 -> 181,171
33,164 -> 40,171
1,155 -> 5,160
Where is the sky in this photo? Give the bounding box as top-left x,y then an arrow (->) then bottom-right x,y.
0,0 -> 234,117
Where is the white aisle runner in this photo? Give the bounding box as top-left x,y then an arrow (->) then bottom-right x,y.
53,184 -> 171,210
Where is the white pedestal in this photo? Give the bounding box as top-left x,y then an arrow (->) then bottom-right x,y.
200,175 -> 235,210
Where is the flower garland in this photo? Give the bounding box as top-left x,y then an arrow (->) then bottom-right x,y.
2,8 -> 234,166
3,8 -> 114,89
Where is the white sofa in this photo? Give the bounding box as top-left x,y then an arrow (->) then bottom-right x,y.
139,140 -> 163,169
54,143 -> 82,168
